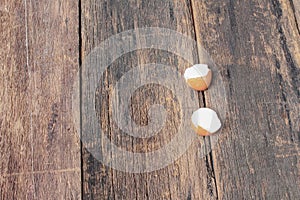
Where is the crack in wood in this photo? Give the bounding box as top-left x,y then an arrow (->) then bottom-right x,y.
78,0 -> 84,199
271,0 -> 300,98
2,168 -> 81,177
274,56 -> 294,139
186,188 -> 192,200
189,0 -> 220,199
270,0 -> 299,142
288,0 -> 300,35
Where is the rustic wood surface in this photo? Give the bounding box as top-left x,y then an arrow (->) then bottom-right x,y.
1,0 -> 81,199
1,0 -> 299,199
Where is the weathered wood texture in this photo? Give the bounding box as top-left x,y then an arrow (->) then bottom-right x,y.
0,1 -> 34,199
190,0 -> 300,199
26,0 -> 81,199
80,0 -> 217,199
81,0 -> 299,199
1,0 -> 299,199
1,0 -> 81,199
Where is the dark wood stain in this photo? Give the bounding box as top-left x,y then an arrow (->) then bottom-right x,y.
47,103 -> 59,146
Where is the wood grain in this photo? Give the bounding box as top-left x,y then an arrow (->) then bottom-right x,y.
80,0 -> 221,199
191,0 -> 300,199
26,0 -> 81,199
81,0 -> 299,199
1,0 -> 299,199
0,1 -> 34,199
1,0 -> 81,199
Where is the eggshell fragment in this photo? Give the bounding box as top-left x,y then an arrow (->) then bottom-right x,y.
191,108 -> 221,136
184,64 -> 212,91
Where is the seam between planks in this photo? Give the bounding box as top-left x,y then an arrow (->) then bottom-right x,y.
78,0 -> 84,199
188,0 -> 220,199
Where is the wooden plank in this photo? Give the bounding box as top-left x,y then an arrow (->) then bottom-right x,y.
25,0 -> 81,199
190,0 -> 300,199
81,0 -> 223,199
0,1 -> 35,199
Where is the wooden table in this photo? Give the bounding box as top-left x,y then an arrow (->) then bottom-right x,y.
1,0 -> 299,199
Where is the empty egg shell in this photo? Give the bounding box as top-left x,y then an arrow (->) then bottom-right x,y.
191,108 -> 221,136
184,64 -> 212,91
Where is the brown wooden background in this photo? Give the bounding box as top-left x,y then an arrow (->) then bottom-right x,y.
0,0 -> 299,199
